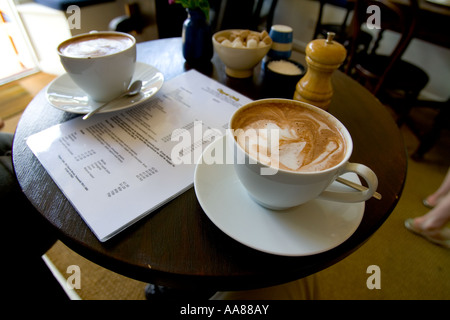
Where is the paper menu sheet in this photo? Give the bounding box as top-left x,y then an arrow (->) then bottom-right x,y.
26,70 -> 252,242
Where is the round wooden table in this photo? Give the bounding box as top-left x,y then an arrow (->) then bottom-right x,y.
12,37 -> 407,291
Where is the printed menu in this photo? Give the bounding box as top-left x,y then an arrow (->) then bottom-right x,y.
27,70 -> 252,241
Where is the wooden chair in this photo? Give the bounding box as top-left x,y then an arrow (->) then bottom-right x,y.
210,0 -> 278,32
313,0 -> 372,70
252,0 -> 278,31
109,2 -> 148,35
313,0 -> 354,43
345,0 -> 429,126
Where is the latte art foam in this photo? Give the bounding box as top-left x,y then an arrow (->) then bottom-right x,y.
60,35 -> 133,58
233,103 -> 347,172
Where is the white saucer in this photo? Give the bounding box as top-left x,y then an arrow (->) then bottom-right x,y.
194,136 -> 365,256
46,62 -> 164,114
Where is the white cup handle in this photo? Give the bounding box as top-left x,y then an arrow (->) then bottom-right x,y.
319,162 -> 378,203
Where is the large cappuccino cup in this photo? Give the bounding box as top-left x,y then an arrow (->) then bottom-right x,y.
228,98 -> 378,210
58,31 -> 136,102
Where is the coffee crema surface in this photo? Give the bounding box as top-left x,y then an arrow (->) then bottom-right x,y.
232,102 -> 347,172
59,34 -> 134,58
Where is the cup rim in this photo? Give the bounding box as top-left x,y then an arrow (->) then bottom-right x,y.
229,98 -> 353,175
57,31 -> 136,59
270,25 -> 293,33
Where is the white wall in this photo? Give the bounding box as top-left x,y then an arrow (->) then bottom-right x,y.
403,38 -> 450,100
273,0 -> 450,101
16,3 -> 72,75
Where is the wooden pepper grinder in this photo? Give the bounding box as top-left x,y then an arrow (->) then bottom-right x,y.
293,32 -> 346,110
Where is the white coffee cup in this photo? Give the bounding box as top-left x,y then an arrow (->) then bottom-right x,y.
57,31 -> 136,102
227,98 -> 378,210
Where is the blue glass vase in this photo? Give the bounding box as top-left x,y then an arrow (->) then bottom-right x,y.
182,8 -> 213,65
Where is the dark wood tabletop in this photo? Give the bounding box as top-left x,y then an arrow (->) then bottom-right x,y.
12,37 -> 407,291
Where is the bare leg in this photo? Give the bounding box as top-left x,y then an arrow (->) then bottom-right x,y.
406,192 -> 450,248
425,168 -> 450,207
414,192 -> 450,232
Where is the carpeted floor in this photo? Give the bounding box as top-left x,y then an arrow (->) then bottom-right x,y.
0,83 -> 32,120
2,73 -> 449,300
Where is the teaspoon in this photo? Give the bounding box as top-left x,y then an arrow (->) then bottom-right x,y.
83,80 -> 143,120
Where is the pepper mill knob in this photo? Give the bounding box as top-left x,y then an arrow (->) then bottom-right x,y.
293,32 -> 347,110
